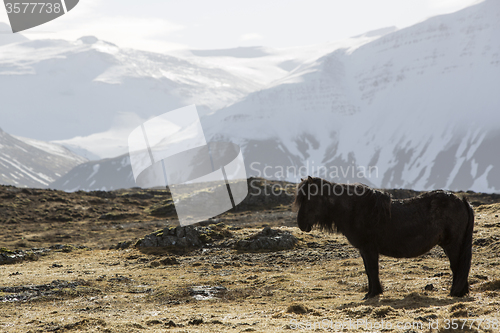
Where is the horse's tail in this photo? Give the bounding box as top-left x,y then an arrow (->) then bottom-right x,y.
451,197 -> 474,296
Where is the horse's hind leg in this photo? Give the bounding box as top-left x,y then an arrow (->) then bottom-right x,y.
442,207 -> 473,297
360,250 -> 383,299
442,242 -> 471,297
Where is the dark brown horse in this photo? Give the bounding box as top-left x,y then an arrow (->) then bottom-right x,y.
293,176 -> 474,299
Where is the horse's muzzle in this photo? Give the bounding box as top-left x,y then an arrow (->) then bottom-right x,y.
298,224 -> 312,232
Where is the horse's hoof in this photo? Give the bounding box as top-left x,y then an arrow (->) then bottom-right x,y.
450,292 -> 468,298
362,292 -> 381,300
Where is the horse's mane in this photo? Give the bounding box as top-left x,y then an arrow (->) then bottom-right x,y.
292,177 -> 392,232
291,178 -> 309,212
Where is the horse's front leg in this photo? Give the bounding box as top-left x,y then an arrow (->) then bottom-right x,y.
360,250 -> 383,299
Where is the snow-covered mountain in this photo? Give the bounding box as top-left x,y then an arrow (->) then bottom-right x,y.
49,154 -> 134,191
46,32 -> 395,192
0,128 -> 87,188
0,35 -> 265,156
202,0 -> 500,193
1,29 -> 358,158
10,0 -> 500,193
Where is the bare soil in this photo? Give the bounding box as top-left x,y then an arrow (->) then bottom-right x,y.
1,181 -> 499,332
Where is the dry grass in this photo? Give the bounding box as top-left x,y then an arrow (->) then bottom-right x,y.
1,185 -> 500,332
1,224 -> 500,332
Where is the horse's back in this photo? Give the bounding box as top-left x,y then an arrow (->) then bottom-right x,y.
394,190 -> 467,219
376,190 -> 470,258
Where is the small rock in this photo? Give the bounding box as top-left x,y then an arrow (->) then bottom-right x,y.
136,224 -> 232,249
116,241 -> 131,250
128,323 -> 145,329
235,227 -> 297,251
146,319 -> 162,326
150,261 -> 161,268
286,303 -> 309,314
61,245 -> 75,253
160,257 -> 179,265
188,318 -> 203,325
424,284 -> 435,291
189,286 -> 227,300
474,238 -> 492,247
1,248 -> 42,265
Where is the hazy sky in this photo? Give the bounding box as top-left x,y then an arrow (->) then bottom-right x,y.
1,0 -> 478,52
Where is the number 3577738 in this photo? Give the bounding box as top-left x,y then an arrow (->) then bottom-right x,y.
5,2 -> 62,14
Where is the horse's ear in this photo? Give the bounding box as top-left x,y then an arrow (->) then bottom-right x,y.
307,176 -> 313,183
300,178 -> 304,182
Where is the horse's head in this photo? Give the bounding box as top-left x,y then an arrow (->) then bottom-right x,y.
292,176 -> 328,232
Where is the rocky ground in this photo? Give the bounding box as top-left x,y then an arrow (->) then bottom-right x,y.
0,179 -> 499,332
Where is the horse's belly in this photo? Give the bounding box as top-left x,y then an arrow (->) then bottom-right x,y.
377,228 -> 440,258
378,243 -> 436,258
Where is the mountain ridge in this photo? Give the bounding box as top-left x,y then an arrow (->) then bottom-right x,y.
0,128 -> 87,188
2,2 -> 499,192
202,0 -> 500,192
